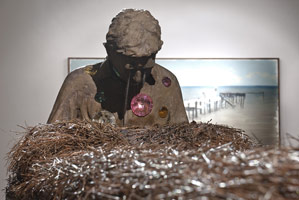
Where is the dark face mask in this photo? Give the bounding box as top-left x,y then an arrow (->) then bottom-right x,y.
124,57 -> 155,83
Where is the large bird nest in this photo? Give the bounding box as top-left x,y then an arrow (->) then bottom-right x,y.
6,120 -> 299,199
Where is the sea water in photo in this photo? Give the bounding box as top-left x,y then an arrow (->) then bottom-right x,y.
182,86 -> 279,145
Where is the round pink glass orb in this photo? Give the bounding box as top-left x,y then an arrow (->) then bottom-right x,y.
162,77 -> 171,87
130,93 -> 153,117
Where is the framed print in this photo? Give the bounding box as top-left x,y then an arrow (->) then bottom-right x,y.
68,57 -> 280,146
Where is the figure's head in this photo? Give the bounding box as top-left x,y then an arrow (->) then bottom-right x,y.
105,9 -> 163,57
104,9 -> 163,83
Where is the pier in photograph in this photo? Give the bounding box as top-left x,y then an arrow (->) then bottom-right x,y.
185,91 -> 265,121
185,92 -> 247,120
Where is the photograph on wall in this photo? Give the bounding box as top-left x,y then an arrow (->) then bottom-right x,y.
68,58 -> 280,145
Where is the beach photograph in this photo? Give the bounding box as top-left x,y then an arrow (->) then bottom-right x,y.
159,58 -> 279,145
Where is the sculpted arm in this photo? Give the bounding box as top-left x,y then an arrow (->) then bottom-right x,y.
47,67 -> 101,123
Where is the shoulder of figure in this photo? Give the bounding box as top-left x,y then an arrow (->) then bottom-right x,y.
58,65 -> 100,93
64,62 -> 103,81
66,64 -> 95,78
152,63 -> 180,84
153,62 -> 173,73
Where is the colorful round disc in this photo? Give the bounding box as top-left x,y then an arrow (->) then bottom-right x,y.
131,93 -> 153,117
162,77 -> 171,87
159,106 -> 168,118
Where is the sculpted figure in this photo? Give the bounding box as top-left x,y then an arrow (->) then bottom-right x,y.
48,9 -> 188,126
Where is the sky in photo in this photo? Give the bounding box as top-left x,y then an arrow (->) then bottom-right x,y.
157,59 -> 278,87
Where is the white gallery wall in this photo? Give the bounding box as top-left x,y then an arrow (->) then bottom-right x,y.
0,0 -> 299,197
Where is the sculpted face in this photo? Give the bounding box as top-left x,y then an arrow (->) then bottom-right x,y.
107,49 -> 156,83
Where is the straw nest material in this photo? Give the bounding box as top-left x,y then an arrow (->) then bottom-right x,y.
6,120 -> 299,200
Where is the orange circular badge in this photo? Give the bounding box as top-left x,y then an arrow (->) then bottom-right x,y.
159,106 -> 168,118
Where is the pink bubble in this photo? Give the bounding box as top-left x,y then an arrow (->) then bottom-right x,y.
131,93 -> 153,117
